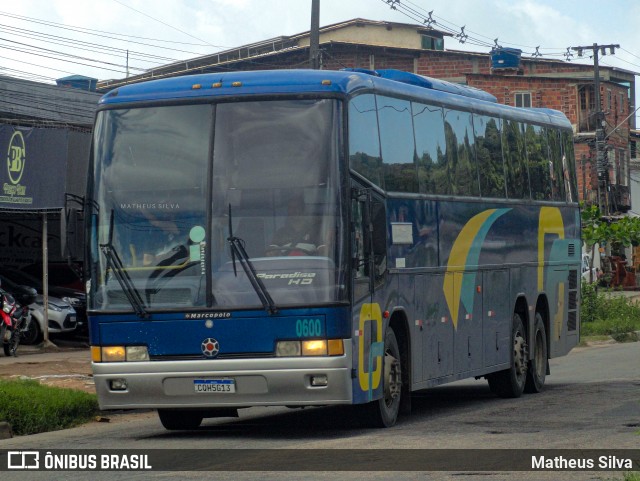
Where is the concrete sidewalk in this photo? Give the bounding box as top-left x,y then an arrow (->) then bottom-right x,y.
0,345 -> 90,366
0,342 -> 93,392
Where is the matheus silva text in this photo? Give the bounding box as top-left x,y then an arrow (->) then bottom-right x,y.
532,456 -> 634,470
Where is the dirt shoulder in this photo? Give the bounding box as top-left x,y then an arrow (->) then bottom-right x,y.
0,346 -> 94,393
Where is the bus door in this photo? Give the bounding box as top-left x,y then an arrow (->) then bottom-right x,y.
350,182 -> 387,402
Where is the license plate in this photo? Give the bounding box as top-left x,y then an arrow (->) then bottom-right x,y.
193,379 -> 235,393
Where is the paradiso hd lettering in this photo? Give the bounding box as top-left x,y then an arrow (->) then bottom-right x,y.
257,272 -> 316,285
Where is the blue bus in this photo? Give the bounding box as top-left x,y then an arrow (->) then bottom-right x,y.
86,69 -> 580,429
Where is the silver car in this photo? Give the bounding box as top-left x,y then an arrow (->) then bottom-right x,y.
21,295 -> 77,345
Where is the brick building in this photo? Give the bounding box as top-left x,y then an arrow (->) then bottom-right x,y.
98,18 -> 636,212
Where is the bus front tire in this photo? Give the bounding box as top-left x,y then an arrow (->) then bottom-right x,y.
363,328 -> 402,428
524,313 -> 547,393
158,409 -> 203,430
487,313 -> 528,398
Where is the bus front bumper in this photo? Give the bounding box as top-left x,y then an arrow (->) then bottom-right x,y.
92,347 -> 353,410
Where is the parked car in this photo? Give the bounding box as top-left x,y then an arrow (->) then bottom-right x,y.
0,267 -> 86,334
0,274 -> 77,345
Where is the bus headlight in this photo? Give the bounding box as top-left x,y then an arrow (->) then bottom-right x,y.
275,340 -> 344,357
302,340 -> 327,356
101,346 -> 125,362
92,345 -> 149,362
276,341 -> 301,357
126,346 -> 150,361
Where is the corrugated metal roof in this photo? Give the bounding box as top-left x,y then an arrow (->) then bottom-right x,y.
0,75 -> 101,127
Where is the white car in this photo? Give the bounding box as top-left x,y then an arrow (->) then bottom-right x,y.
21,294 -> 77,344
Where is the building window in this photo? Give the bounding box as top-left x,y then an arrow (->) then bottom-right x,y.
607,90 -> 612,111
421,35 -> 444,51
514,92 -> 531,108
620,92 -> 625,114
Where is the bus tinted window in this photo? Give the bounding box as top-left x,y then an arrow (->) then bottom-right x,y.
525,124 -> 552,200
349,94 -> 383,187
413,103 -> 448,195
444,109 -> 479,196
377,96 -> 417,192
503,119 -> 529,199
548,129 -> 566,201
474,115 -> 505,198
562,131 -> 578,202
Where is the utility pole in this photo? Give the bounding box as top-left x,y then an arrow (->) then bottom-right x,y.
572,43 -> 620,215
309,0 -> 320,69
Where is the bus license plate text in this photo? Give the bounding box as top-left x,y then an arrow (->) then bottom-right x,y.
194,379 -> 235,393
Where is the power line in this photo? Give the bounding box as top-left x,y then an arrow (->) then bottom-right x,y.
0,37 -> 148,73
0,23 -> 181,64
0,44 -> 132,74
381,0 -> 581,59
0,11 -> 215,57
0,10 -> 214,50
0,53 -> 104,78
110,0 -> 224,49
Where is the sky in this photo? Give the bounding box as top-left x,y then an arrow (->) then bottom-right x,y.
1,0 -> 639,116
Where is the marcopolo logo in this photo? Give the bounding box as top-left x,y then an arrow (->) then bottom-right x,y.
7,131 -> 26,185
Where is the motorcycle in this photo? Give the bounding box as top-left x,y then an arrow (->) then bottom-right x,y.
0,286 -> 37,357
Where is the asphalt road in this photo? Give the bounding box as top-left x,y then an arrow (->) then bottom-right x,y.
0,342 -> 638,481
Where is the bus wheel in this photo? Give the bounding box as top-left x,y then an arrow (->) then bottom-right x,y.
365,328 -> 402,428
524,313 -> 547,393
157,409 -> 203,430
487,313 -> 528,398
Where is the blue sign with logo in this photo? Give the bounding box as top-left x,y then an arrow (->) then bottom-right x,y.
0,125 -> 69,210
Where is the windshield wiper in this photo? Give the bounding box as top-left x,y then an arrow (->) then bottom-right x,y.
100,210 -> 149,319
227,205 -> 278,315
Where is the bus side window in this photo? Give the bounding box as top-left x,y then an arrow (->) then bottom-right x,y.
352,196 -> 369,300
549,129 -> 566,201
504,119 -> 530,199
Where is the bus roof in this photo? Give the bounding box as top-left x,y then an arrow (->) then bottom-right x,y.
99,69 -> 572,129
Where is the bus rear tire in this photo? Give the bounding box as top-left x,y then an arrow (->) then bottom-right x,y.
158,409 -> 203,430
362,328 -> 402,428
524,313 -> 547,393
487,313 -> 527,398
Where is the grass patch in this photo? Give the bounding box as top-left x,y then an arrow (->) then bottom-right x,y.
622,473 -> 640,481
0,379 -> 98,436
581,283 -> 640,337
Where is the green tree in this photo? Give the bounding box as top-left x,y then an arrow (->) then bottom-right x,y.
581,203 -> 640,283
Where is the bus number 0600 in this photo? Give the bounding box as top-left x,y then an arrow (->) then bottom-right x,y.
296,318 -> 322,337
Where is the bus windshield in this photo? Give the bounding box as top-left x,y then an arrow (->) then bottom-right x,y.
89,99 -> 346,312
